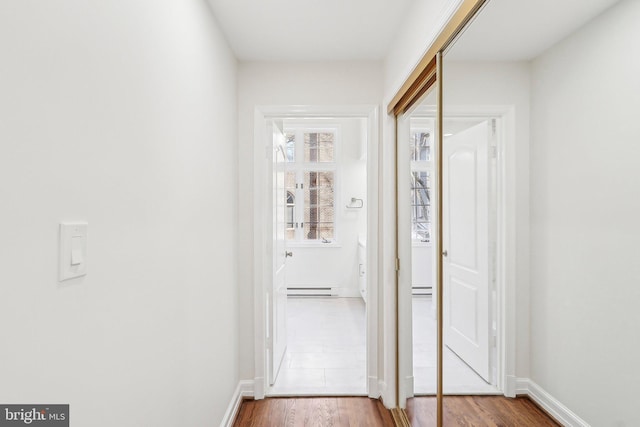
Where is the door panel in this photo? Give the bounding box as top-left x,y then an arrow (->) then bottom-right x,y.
449,277 -> 478,343
443,120 -> 490,382
448,150 -> 478,271
269,121 -> 288,386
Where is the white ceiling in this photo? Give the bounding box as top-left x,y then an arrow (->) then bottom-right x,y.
208,0 -> 621,62
447,0 -> 621,61
207,0 -> 412,61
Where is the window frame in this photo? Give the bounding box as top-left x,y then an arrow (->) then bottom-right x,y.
410,119 -> 435,247
284,125 -> 341,247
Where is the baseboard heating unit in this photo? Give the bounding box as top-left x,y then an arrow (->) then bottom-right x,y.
287,287 -> 335,297
412,286 -> 432,296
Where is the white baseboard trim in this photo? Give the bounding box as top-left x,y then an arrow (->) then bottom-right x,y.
223,377 -> 589,426
253,376 -> 265,400
516,378 -> 590,427
378,380 -> 394,409
220,380 -> 255,427
368,376 -> 380,399
404,375 -> 415,400
515,377 -> 529,395
504,374 -> 517,398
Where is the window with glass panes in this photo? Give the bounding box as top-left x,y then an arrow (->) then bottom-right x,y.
410,128 -> 432,242
284,128 -> 338,243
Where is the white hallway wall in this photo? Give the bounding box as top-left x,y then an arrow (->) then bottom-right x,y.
384,0 -> 454,100
237,61 -> 382,382
0,1 -> 239,426
530,1 -> 640,425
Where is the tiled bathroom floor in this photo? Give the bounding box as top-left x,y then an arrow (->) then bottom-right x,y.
268,296 -> 497,396
413,296 -> 498,394
268,297 -> 367,396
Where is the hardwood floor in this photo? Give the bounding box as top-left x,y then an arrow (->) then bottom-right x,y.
233,397 -> 395,427
234,396 -> 560,427
406,396 -> 561,426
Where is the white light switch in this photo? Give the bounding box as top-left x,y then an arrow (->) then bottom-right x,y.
59,223 -> 87,281
70,236 -> 83,265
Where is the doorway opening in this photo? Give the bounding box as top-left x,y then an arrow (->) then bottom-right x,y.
271,118 -> 368,395
398,100 -> 512,402
253,106 -> 379,399
410,115 -> 500,395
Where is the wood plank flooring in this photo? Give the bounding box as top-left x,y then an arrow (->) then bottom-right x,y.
406,396 -> 561,426
233,396 -> 560,427
233,397 -> 394,427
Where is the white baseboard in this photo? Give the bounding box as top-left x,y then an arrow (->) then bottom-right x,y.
515,377 -> 529,395
223,377 -> 588,426
368,376 -> 380,399
405,375 -> 415,400
378,380 -> 394,409
220,380 -> 255,427
253,376 -> 265,400
516,378 -> 590,427
504,374 -> 517,397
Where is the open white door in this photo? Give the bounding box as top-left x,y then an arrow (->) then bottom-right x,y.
269,121 -> 288,386
443,120 -> 491,382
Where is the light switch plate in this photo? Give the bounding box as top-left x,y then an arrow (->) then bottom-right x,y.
59,223 -> 87,281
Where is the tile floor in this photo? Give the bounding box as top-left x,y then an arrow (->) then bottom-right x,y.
268,297 -> 367,396
268,296 -> 497,396
412,296 -> 498,394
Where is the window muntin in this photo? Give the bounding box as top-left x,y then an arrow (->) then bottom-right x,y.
410,128 -> 433,243
304,132 -> 334,163
411,171 -> 431,242
285,171 -> 297,240
303,171 -> 335,240
285,133 -> 295,162
284,127 -> 338,244
411,131 -> 431,162
286,190 -> 296,240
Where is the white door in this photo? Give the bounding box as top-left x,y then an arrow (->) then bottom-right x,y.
443,120 -> 491,382
269,121 -> 288,386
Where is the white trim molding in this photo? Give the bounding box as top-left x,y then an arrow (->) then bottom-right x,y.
396,105 -> 519,405
378,380 -> 391,409
253,105 -> 381,399
504,374 -> 517,397
516,378 -> 590,427
220,380 -> 255,427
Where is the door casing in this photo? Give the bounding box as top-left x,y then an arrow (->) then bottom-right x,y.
397,105 -> 518,406
252,105 -> 380,399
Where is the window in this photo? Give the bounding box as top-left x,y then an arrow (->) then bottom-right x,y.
286,190 -> 296,240
284,127 -> 338,243
410,129 -> 432,242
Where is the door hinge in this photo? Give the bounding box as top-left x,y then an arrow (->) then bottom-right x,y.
395,258 -> 400,271
490,145 -> 498,159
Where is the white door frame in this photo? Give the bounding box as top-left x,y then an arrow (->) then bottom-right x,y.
252,105 -> 380,399
397,104 -> 518,404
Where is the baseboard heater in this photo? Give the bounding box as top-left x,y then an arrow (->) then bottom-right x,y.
412,286 -> 433,296
287,287 -> 335,297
